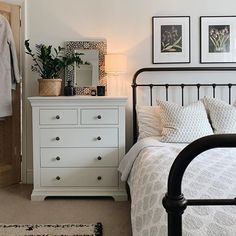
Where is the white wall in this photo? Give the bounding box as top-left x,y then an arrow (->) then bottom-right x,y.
3,0 -> 22,4
22,0 -> 236,183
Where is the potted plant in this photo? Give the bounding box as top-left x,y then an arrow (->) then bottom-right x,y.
25,40 -> 83,96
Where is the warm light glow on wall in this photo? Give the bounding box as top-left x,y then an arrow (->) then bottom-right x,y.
105,54 -> 127,74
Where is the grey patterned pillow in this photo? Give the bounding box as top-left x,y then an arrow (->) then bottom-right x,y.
157,100 -> 213,143
203,97 -> 236,134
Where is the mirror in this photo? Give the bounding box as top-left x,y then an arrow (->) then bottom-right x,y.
65,40 -> 107,95
74,49 -> 99,87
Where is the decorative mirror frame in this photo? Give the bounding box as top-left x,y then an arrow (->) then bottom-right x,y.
65,40 -> 107,95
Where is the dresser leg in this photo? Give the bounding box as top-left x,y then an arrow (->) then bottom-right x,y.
31,195 -> 46,201
113,195 -> 128,201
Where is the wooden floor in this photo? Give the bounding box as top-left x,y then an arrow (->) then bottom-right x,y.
0,184 -> 132,236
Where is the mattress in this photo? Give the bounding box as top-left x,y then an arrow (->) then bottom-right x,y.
119,137 -> 236,236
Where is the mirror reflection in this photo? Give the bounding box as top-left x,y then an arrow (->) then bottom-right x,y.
74,49 -> 99,87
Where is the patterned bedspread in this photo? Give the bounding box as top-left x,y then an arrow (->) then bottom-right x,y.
119,137 -> 236,236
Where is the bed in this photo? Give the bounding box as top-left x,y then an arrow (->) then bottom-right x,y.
118,67 -> 236,236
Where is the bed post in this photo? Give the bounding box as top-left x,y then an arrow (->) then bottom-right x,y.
132,82 -> 137,143
162,193 -> 187,236
132,68 -> 148,143
163,134 -> 236,236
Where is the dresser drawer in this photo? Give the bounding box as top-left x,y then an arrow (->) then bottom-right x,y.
40,128 -> 118,147
81,109 -> 118,125
41,148 -> 119,167
41,168 -> 118,187
40,109 -> 78,125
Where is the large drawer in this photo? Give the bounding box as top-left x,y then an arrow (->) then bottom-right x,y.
81,109 -> 118,125
40,109 -> 78,125
41,168 -> 118,187
40,147 -> 119,167
40,128 -> 118,147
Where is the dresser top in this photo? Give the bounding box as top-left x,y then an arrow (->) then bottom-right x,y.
28,96 -> 128,106
28,96 -> 127,100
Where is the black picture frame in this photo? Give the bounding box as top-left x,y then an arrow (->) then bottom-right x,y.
152,16 -> 191,64
200,16 -> 236,63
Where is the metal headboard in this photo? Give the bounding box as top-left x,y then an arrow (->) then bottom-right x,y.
132,67 -> 236,143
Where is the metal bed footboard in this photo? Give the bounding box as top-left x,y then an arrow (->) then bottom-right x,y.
132,67 -> 236,235
162,134 -> 236,236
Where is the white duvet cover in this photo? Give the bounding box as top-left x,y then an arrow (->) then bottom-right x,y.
119,137 -> 236,236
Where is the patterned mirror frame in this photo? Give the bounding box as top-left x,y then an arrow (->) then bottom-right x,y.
65,40 -> 107,95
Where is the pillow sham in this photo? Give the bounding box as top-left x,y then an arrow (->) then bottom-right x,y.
203,97 -> 236,133
157,100 -> 213,143
136,105 -> 162,140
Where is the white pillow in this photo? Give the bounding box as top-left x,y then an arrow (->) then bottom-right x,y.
136,105 -> 162,140
203,97 -> 236,134
157,100 -> 213,143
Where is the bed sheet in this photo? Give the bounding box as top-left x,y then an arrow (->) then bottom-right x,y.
119,138 -> 236,236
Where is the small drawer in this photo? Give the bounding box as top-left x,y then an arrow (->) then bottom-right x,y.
41,147 -> 119,167
39,109 -> 77,125
40,128 -> 118,148
81,109 -> 118,125
41,168 -> 118,187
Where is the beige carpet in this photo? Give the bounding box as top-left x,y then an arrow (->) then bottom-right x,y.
0,184 -> 132,236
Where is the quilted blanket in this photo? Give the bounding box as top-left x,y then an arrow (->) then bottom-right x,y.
119,137 -> 236,236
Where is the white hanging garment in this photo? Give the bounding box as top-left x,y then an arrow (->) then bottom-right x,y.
0,14 -> 21,118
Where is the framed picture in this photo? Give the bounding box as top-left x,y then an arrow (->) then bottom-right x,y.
152,16 -> 190,64
200,16 -> 236,63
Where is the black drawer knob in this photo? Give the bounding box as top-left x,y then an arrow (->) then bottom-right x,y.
56,176 -> 61,180
97,176 -> 102,181
97,115 -> 102,120
56,115 -> 60,120
56,156 -> 61,161
97,136 -> 102,141
97,156 -> 102,161
56,137 -> 60,141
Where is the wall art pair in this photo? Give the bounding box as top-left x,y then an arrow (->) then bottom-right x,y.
152,16 -> 236,64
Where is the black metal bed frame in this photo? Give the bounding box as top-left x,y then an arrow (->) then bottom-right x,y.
132,67 -> 236,236
132,67 -> 236,142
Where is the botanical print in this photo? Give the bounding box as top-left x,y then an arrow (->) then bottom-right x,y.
209,25 -> 230,53
161,25 -> 182,53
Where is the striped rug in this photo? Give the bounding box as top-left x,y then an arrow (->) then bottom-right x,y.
0,223 -> 103,236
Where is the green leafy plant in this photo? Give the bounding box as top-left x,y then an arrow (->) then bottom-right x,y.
25,40 -> 83,79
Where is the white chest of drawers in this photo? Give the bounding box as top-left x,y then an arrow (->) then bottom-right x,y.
28,96 -> 127,201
